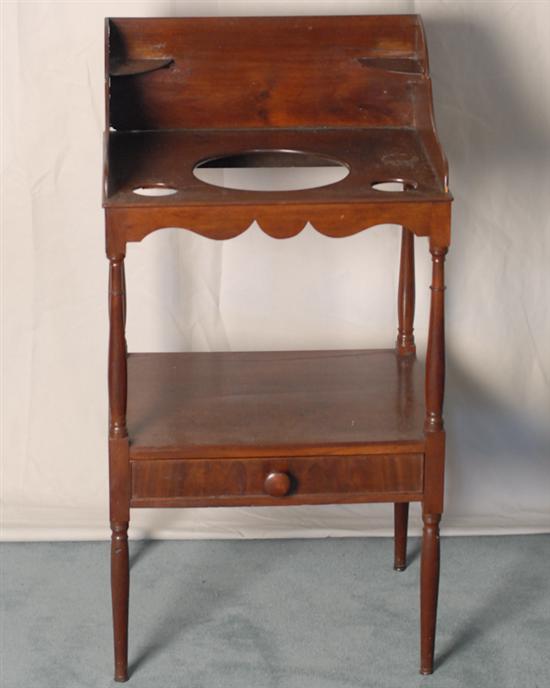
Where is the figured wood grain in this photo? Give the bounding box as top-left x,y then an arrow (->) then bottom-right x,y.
103,15 -> 452,252
103,14 -> 452,679
130,453 -> 423,505
108,15 -> 426,130
126,350 -> 426,460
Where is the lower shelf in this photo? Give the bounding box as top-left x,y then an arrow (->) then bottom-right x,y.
127,349 -> 426,460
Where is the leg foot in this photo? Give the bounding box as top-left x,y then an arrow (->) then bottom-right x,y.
393,502 -> 409,571
111,521 -> 129,682
420,513 -> 441,674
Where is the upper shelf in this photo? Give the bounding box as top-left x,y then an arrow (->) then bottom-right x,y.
103,15 -> 451,241
104,127 -> 447,207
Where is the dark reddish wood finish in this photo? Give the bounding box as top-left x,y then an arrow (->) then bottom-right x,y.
131,453 -> 423,506
420,513 -> 441,674
107,15 -> 427,131
126,350 -> 425,458
264,472 -> 292,498
396,228 -> 416,356
108,258 -> 130,681
419,244 -> 447,674
108,259 -> 127,440
394,224 -> 415,572
394,502 -> 410,571
105,128 -> 446,207
110,521 -> 129,682
103,15 -> 452,680
425,247 -> 447,433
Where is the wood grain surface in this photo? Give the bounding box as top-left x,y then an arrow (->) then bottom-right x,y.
104,14 -> 452,678
126,350 -> 425,460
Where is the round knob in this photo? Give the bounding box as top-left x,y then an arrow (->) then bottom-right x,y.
264,471 -> 291,497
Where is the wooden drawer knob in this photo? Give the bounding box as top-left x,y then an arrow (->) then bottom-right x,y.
264,471 -> 291,497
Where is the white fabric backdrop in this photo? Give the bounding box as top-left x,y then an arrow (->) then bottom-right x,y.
2,0 -> 549,540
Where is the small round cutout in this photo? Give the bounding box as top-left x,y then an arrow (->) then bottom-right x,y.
371,180 -> 417,192
193,150 -> 349,192
133,185 -> 178,197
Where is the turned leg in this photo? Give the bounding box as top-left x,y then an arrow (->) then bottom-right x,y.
111,521 -> 129,682
420,513 -> 441,674
394,227 -> 414,573
393,502 -> 409,571
396,226 -> 416,356
108,255 -> 130,681
420,243 -> 447,673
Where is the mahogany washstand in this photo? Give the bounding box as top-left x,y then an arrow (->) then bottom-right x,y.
103,15 -> 452,681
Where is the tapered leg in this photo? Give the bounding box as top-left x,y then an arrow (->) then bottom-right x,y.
393,502 -> 409,571
420,513 -> 441,674
111,521 -> 129,682
420,241 -> 447,673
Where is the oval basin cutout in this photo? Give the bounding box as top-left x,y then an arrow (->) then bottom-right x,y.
371,180 -> 417,192
133,185 -> 178,196
193,150 -> 349,191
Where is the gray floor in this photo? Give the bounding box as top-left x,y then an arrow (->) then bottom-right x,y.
1,535 -> 549,688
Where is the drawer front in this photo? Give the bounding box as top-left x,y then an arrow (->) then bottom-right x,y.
131,454 -> 423,506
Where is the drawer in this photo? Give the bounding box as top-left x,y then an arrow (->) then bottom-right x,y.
130,453 -> 423,507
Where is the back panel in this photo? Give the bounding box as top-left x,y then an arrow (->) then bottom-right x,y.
107,15 -> 426,130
